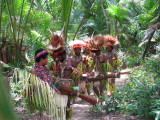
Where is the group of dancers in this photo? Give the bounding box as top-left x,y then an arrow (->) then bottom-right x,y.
30,32 -> 120,119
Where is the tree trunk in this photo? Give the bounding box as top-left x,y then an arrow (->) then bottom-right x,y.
100,0 -> 110,34
73,17 -> 86,40
142,31 -> 155,60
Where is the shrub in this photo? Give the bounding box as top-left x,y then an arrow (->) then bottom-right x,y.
104,58 -> 160,119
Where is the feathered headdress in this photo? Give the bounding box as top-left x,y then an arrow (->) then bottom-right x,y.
82,36 -> 91,49
103,35 -> 119,46
89,35 -> 104,51
48,32 -> 64,52
69,40 -> 85,49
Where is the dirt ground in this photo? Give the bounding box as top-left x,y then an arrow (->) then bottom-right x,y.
72,103 -> 139,120
16,70 -> 141,120
71,73 -> 140,120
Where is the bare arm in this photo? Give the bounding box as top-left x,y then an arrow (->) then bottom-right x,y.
30,68 -> 36,75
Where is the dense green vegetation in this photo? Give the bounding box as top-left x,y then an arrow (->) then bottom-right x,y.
0,0 -> 160,119
0,0 -> 159,66
0,70 -> 16,120
105,58 -> 160,119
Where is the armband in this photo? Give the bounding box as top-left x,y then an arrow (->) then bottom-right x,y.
73,86 -> 79,91
51,84 -> 56,88
86,78 -> 89,83
114,70 -> 118,73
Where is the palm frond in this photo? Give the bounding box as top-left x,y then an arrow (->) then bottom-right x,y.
12,69 -> 68,120
136,13 -> 154,25
0,69 -> 16,120
62,0 -> 74,42
148,2 -> 160,15
106,5 -> 131,24
143,0 -> 158,11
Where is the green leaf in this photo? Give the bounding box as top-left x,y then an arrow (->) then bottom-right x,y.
62,0 -> 74,41
0,69 -> 16,120
106,5 -> 131,23
136,13 -> 153,24
148,3 -> 159,15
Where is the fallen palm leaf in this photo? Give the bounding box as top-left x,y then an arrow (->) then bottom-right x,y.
12,69 -> 68,120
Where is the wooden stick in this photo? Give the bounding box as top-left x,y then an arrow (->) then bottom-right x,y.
55,77 -> 72,81
55,83 -> 102,105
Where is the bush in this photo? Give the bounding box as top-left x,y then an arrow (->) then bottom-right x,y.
118,45 -> 143,68
104,58 -> 160,119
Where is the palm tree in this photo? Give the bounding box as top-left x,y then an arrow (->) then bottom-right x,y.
0,0 -> 34,64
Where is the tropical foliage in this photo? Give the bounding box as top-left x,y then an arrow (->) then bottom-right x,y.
12,69 -> 68,120
104,58 -> 160,119
0,0 -> 160,119
1,0 -> 159,66
10,68 -> 68,120
0,69 -> 16,120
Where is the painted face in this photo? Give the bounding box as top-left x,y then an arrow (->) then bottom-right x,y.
74,47 -> 81,56
58,54 -> 66,62
106,46 -> 113,52
51,54 -> 58,62
53,55 -> 59,62
91,50 -> 100,56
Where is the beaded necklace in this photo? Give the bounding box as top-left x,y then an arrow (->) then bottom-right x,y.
35,63 -> 53,85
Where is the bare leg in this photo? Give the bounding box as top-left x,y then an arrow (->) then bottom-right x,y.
74,78 -> 78,86
108,78 -> 116,95
87,87 -> 91,95
93,85 -> 99,97
66,96 -> 72,119
100,81 -> 104,96
86,83 -> 91,95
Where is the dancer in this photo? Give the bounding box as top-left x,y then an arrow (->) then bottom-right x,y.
30,48 -> 60,93
88,35 -> 106,97
103,35 -> 120,95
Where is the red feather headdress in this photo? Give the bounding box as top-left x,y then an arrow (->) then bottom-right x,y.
48,32 -> 64,51
103,35 -> 119,46
89,35 -> 104,51
69,40 -> 85,49
82,36 -> 91,49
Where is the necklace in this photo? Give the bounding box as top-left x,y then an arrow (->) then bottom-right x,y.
74,55 -> 82,63
35,63 -> 53,85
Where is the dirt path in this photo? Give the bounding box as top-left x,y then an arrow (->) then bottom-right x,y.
72,103 -> 139,120
72,73 -> 136,120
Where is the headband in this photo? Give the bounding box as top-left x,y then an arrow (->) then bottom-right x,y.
53,49 -> 65,56
34,49 -> 48,61
72,44 -> 83,49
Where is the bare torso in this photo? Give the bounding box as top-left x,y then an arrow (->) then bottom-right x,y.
59,57 -> 73,79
